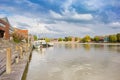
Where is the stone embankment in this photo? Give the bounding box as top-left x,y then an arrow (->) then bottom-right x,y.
0,39 -> 33,80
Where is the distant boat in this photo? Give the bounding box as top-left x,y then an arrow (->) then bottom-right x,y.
33,40 -> 46,49
33,40 -> 54,49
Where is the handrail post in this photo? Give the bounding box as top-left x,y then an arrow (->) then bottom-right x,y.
6,48 -> 11,74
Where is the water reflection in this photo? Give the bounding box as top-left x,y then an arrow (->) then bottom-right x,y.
83,44 -> 91,51
93,44 -> 104,49
107,45 -> 120,53
24,43 -> 120,80
64,43 -> 80,49
39,48 -> 46,53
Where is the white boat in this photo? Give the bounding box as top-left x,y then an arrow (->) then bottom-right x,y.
33,40 -> 47,49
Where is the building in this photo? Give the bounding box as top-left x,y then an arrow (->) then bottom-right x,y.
104,36 -> 109,42
0,17 -> 29,41
14,28 -> 28,39
0,17 -> 11,40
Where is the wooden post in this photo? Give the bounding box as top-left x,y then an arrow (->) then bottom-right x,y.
16,46 -> 18,51
15,56 -> 19,63
20,47 -> 23,59
6,48 -> 11,74
26,44 -> 28,52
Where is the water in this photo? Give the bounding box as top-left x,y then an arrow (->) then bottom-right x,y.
23,43 -> 120,80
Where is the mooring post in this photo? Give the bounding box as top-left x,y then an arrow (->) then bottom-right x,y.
15,56 -> 19,64
6,48 -> 11,74
27,43 -> 29,52
20,46 -> 23,59
26,44 -> 28,54
26,44 -> 29,52
16,46 -> 18,51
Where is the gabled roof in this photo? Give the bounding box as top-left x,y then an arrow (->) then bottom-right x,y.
0,17 -> 10,25
0,17 -> 14,31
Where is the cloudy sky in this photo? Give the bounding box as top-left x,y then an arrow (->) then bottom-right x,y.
0,0 -> 120,38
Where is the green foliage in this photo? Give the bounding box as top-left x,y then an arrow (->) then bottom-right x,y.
109,35 -> 117,42
63,38 -> 66,41
34,35 -> 38,41
12,32 -> 24,43
117,33 -> 120,42
75,37 -> 78,41
13,38 -> 21,43
82,35 -> 91,42
64,37 -> 68,41
45,38 -> 50,42
68,36 -> 72,41
58,38 -> 63,41
94,36 -> 100,42
79,38 -> 82,42
64,36 -> 72,41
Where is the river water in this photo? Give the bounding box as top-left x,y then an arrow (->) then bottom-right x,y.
23,43 -> 120,80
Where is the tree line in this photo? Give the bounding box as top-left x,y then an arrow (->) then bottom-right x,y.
32,33 -> 120,43
58,33 -> 120,43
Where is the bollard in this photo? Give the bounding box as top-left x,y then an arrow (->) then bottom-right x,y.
20,47 -> 23,59
6,48 -> 11,74
25,44 -> 28,52
16,46 -> 18,51
15,56 -> 19,63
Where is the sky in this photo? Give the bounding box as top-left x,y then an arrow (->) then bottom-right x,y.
0,0 -> 120,38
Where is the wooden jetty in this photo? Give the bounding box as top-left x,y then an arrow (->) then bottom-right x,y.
0,39 -> 33,80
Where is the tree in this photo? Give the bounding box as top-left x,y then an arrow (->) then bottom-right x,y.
75,37 -> 79,41
62,39 -> 65,41
79,38 -> 82,42
68,36 -> 72,41
58,38 -> 63,41
94,36 -> 100,42
45,38 -> 50,42
33,35 -> 38,41
64,37 -> 68,41
82,35 -> 91,42
12,32 -> 24,43
109,35 -> 117,42
117,33 -> 120,42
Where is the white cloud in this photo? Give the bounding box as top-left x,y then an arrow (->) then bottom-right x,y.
72,13 -> 93,20
83,0 -> 104,10
14,0 -> 40,9
109,22 -> 120,29
49,0 -> 93,21
8,15 -> 36,28
50,10 -> 93,21
7,15 -> 59,35
49,10 -> 62,19
62,0 -> 74,13
110,22 -> 120,27
48,22 -> 93,36
28,23 -> 58,34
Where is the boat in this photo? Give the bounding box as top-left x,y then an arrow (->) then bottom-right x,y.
33,40 -> 47,49
33,40 -> 54,49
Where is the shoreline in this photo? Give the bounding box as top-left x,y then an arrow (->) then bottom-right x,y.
53,42 -> 120,45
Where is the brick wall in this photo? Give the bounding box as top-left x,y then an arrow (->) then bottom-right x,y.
0,19 -> 10,40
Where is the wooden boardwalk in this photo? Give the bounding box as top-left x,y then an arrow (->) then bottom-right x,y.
0,39 -> 32,80
0,52 -> 30,80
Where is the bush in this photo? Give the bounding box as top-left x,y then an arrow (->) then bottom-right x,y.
12,32 -> 24,43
